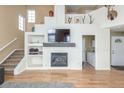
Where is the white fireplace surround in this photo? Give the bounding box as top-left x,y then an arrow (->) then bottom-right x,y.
43,47 -> 81,69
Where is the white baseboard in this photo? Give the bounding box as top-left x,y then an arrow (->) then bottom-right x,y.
14,57 -> 26,75
0,49 -> 16,64
95,67 -> 111,70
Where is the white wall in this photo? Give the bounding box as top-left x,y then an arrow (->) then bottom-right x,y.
90,6 -> 124,28
95,29 -> 110,70
70,25 -> 110,70
35,24 -> 111,70
54,5 -> 65,25
44,17 -> 56,25
33,5 -> 111,70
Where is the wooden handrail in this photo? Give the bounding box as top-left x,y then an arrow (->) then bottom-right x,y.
0,38 -> 17,52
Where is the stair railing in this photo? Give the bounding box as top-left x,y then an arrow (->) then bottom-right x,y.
0,38 -> 17,52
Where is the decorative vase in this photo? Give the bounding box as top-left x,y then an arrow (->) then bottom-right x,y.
49,10 -> 54,17
68,17 -> 72,24
32,26 -> 35,32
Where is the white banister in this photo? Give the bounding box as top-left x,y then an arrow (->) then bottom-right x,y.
0,38 -> 17,52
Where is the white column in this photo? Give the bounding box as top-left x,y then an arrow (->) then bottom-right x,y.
54,5 -> 65,25
95,28 -> 111,70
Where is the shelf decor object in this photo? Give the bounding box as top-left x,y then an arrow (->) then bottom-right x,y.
68,17 -> 72,24
65,16 -> 73,24
74,16 -> 81,24
49,10 -> 54,17
32,26 -> 35,32
88,14 -> 94,24
65,14 -> 94,24
82,15 -> 86,24
105,5 -> 118,21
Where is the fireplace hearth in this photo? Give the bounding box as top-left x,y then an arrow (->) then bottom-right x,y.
51,53 -> 68,67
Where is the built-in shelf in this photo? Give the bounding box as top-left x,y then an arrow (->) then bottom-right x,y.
28,43 -> 43,46
29,51 -> 43,54
26,32 -> 45,36
25,32 -> 45,68
28,55 -> 43,57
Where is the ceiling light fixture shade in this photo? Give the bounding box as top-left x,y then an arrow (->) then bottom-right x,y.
105,5 -> 118,21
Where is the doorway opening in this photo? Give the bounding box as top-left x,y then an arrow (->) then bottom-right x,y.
82,35 -> 95,70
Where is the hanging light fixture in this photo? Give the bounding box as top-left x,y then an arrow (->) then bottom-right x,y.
105,5 -> 118,21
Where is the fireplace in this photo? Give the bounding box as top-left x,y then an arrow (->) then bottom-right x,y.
51,53 -> 68,67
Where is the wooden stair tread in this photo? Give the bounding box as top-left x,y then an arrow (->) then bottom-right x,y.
0,50 -> 24,75
4,67 -> 15,73
9,56 -> 23,59
0,64 -> 17,67
5,57 -> 23,62
3,61 -> 19,64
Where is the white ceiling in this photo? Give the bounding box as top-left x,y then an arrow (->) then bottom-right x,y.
65,5 -> 103,14
66,5 -> 98,9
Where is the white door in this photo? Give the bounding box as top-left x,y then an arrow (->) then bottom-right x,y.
112,36 -> 124,66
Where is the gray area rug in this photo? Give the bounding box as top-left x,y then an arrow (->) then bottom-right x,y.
0,82 -> 74,88
112,66 -> 124,70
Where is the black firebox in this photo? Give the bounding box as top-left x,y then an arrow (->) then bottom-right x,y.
51,53 -> 68,67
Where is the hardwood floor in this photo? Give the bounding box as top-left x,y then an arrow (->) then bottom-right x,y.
5,63 -> 124,88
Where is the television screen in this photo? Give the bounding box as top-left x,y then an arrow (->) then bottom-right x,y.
55,29 -> 70,42
48,29 -> 70,42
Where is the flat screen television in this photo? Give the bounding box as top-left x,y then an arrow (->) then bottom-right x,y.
48,29 -> 70,42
